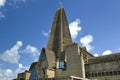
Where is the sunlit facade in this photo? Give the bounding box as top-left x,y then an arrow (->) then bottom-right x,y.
15,7 -> 120,80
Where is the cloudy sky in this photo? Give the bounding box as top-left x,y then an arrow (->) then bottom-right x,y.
0,0 -> 120,79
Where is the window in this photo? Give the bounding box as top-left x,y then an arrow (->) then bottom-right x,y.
98,73 -> 101,77
117,71 -> 120,75
113,71 -> 117,75
59,61 -> 66,70
109,71 -> 113,76
42,53 -> 47,60
30,68 -> 37,80
102,72 -> 105,76
106,72 -> 109,76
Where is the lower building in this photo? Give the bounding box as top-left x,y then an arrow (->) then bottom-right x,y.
85,53 -> 120,80
17,70 -> 31,80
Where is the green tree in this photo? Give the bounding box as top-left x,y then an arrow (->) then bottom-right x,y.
19,78 -> 25,80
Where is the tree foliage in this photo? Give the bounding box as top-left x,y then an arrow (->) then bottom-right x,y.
19,78 -> 25,80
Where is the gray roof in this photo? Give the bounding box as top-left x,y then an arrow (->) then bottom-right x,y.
87,52 -> 120,64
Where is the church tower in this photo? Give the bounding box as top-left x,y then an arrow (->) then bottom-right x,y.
47,8 -> 72,59
36,7 -> 93,80
46,7 -> 87,79
16,6 -> 120,80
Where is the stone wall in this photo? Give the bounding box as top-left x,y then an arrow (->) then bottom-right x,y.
25,72 -> 31,80
86,59 -> 120,80
55,44 -> 85,79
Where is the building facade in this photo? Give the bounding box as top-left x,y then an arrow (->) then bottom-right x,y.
17,70 -> 31,80
85,53 -> 120,80
15,7 -> 120,80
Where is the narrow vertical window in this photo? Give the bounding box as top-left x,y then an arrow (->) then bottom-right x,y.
59,61 -> 66,70
42,53 -> 47,60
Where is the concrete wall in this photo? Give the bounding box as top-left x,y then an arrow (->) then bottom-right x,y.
25,72 -> 31,80
17,73 -> 25,80
85,60 -> 120,80
86,60 -> 120,72
55,44 -> 85,79
46,69 -> 55,78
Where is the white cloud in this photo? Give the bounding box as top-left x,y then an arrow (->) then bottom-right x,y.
0,41 -> 40,79
80,35 -> 93,45
0,63 -> 29,80
0,0 -> 28,20
102,50 -> 112,56
15,63 -> 29,73
94,53 -> 99,57
6,69 -> 14,79
0,0 -> 6,7
21,45 -> 39,61
0,68 -> 15,80
13,0 -> 26,3
69,19 -> 82,39
22,45 -> 39,56
0,41 -> 22,64
12,0 -> 27,7
80,35 -> 94,51
42,31 -> 49,37
19,63 -> 23,68
85,45 -> 94,52
0,40 -> 40,63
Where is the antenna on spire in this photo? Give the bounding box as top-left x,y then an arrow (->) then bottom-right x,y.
60,1 -> 63,8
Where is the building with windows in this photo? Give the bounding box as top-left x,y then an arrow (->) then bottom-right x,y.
33,7 -> 93,80
85,53 -> 120,80
29,62 -> 38,80
15,7 -> 120,80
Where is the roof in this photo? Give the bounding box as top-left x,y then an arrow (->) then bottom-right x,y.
80,47 -> 93,57
38,48 -> 56,69
87,52 -> 120,64
29,62 -> 37,71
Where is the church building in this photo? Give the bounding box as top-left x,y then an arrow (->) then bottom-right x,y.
16,7 -> 120,80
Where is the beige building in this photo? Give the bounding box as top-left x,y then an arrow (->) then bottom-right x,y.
15,7 -> 120,80
85,53 -> 120,80
34,7 -> 93,80
17,70 -> 31,80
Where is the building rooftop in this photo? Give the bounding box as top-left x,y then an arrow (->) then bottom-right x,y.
87,52 -> 120,64
29,62 -> 37,71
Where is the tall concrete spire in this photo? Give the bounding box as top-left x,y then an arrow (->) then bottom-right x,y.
47,8 -> 72,58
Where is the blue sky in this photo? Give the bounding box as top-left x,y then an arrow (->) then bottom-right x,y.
0,0 -> 120,79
